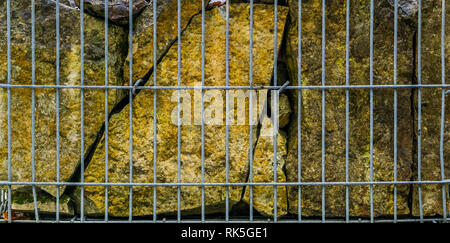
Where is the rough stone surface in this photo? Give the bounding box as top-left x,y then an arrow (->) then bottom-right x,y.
74,0 -> 149,25
243,118 -> 288,217
73,3 -> 287,217
123,0 -> 207,83
0,1 -> 127,198
285,0 -> 414,217
411,0 -> 450,216
11,188 -> 73,215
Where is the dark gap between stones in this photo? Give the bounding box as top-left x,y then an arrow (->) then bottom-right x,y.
62,6 -> 204,203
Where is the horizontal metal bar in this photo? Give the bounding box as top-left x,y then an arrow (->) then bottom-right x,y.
0,84 -> 448,90
1,180 -> 449,187
1,218 -> 448,223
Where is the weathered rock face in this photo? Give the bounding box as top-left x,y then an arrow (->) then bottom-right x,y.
123,0 -> 207,83
75,3 -> 287,217
411,0 -> 450,217
0,1 -> 127,199
243,118 -> 288,217
74,0 -> 149,25
285,0 -> 414,217
272,92 -> 291,128
386,0 -> 418,18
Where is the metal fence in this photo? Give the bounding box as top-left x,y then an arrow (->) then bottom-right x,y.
0,0 -> 449,223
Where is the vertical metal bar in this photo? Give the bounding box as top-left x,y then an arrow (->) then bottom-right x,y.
439,0 -> 447,222
201,0 -> 206,223
31,0 -> 39,222
153,0 -> 158,222
6,0 -> 12,224
177,0 -> 182,223
273,0 -> 278,223
104,0 -> 109,223
297,0 -> 302,222
321,0 -> 326,223
417,0 -> 424,222
369,0 -> 374,223
249,0 -> 254,222
225,0 -> 230,223
345,0 -> 350,224
80,0 -> 85,223
55,0 -> 61,223
393,0 -> 398,223
128,0 -> 134,223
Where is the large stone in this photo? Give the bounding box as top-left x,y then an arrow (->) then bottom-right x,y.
243,118 -> 288,217
75,3 -> 287,217
411,0 -> 450,217
123,0 -> 207,83
0,1 -> 127,199
285,0 -> 414,217
74,0 -> 149,25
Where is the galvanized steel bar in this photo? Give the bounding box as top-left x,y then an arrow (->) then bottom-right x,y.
177,0 -> 182,223
201,0 -> 206,223
2,217 -> 449,223
7,0 -> 12,224
439,0 -> 447,221
31,0 -> 39,223
369,0 -> 374,223
2,217 -> 450,223
153,0 -> 158,222
104,0 -> 109,223
273,0 -> 279,223
1,180 -> 449,186
225,0 -> 230,223
345,0 -> 350,224
55,0 -> 61,223
0,84 -> 448,90
249,0 -> 255,222
80,0 -> 86,223
321,0 -> 326,223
